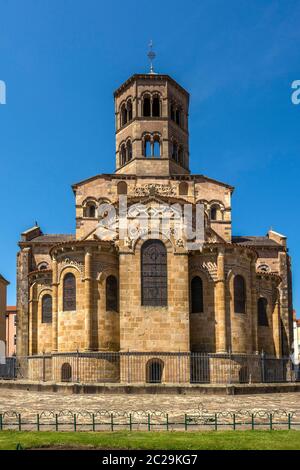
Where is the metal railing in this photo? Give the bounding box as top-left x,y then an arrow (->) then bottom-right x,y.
0,409 -> 299,432
0,352 -> 296,384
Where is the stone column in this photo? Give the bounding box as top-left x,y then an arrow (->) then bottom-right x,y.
273,298 -> 282,358
215,248 -> 227,353
29,292 -> 38,355
28,298 -> 32,355
52,257 -> 58,352
250,259 -> 258,353
84,248 -> 93,351
16,248 -> 30,359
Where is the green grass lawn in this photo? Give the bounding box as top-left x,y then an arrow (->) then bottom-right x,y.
0,430 -> 300,450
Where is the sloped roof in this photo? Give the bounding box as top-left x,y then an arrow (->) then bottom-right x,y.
23,234 -> 75,244
6,306 -> 16,312
72,173 -> 234,191
232,236 -> 281,247
0,274 -> 9,284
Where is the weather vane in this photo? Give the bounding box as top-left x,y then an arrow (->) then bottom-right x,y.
147,40 -> 156,74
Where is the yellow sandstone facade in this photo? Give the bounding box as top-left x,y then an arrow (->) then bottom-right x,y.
16,72 -> 293,384
0,274 -> 9,357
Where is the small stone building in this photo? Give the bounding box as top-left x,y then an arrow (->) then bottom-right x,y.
16,71 -> 293,384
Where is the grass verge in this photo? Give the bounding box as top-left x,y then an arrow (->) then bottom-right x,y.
0,430 -> 300,450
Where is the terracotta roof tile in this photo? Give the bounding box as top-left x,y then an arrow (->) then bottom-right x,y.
0,274 -> 9,284
27,234 -> 75,244
232,236 -> 280,247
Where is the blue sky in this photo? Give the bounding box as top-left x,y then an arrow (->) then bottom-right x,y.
0,0 -> 299,311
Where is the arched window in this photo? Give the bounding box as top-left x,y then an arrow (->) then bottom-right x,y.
117,181 -> 127,195
258,298 -> 269,326
127,140 -> 132,161
42,294 -> 52,323
63,273 -> 76,312
86,203 -> 96,218
179,182 -> 188,196
257,264 -> 270,273
146,359 -> 164,383
170,104 -> 175,121
152,95 -> 160,117
38,262 -> 48,271
153,136 -> 160,157
176,109 -> 181,126
61,363 -> 72,382
172,142 -> 178,161
178,147 -> 184,166
144,136 -> 152,157
127,99 -> 133,121
121,103 -> 127,126
106,275 -> 118,312
141,240 -> 167,306
191,277 -> 204,313
234,275 -> 246,314
210,206 -> 217,221
143,95 -> 151,117
120,144 -> 127,166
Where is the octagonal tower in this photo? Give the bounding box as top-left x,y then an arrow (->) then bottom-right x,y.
114,73 -> 190,176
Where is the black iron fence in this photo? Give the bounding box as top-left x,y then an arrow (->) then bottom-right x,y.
0,352 -> 297,384
0,409 -> 299,432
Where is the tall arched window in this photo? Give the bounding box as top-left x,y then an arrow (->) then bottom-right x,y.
172,142 -> 178,161
120,144 -> 127,166
42,294 -> 52,323
141,240 -> 167,306
143,95 -> 151,117
127,99 -> 133,121
210,206 -> 217,221
191,276 -> 204,313
144,136 -> 152,157
121,103 -> 127,126
234,275 -> 246,314
117,181 -> 127,195
178,147 -> 184,166
152,95 -> 160,117
127,140 -> 132,161
176,109 -> 181,126
106,275 -> 118,312
170,103 -> 175,121
63,273 -> 76,312
153,136 -> 160,157
258,298 -> 269,326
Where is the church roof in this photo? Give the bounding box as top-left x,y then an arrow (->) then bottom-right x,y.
232,236 -> 281,247
113,73 -> 190,98
23,234 -> 75,244
72,173 -> 234,192
0,274 -> 9,285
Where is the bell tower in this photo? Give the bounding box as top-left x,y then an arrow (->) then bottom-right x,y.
114,71 -> 190,176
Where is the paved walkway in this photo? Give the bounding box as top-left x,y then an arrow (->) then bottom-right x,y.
0,389 -> 299,414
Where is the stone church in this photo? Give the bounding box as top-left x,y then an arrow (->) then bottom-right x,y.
16,70 -> 293,384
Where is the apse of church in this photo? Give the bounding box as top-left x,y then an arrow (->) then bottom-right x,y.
16,67 -> 293,384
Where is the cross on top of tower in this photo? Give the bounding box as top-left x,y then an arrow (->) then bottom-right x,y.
147,40 -> 156,74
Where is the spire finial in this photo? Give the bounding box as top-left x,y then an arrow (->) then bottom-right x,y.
147,40 -> 156,74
